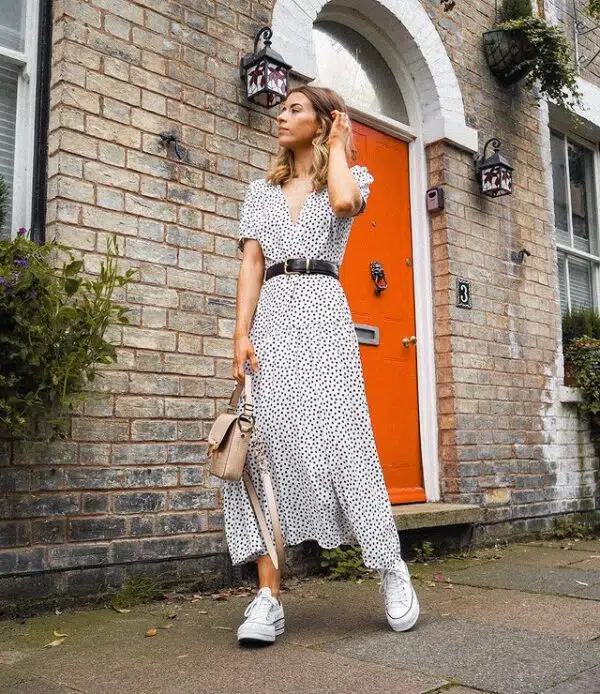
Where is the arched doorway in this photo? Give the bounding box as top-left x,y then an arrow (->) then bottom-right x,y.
271,0 -> 478,503
312,19 -> 424,503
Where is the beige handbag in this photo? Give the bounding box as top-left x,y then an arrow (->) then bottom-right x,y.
207,375 -> 285,571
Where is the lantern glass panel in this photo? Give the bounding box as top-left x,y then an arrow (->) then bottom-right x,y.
480,164 -> 500,194
246,60 -> 266,98
500,168 -> 512,193
266,59 -> 287,97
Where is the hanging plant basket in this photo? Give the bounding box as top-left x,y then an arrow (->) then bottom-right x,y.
483,28 -> 536,85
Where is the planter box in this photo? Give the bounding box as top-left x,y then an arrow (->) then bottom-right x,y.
483,28 -> 536,86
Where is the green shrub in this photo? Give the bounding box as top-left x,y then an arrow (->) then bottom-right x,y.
562,308 -> 600,351
564,337 -> 600,418
0,231 -> 135,440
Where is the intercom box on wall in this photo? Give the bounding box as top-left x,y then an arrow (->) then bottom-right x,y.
426,187 -> 444,212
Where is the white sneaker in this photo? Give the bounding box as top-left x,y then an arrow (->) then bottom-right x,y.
237,587 -> 285,645
379,559 -> 420,632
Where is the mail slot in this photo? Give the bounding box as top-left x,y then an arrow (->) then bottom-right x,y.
355,323 -> 379,345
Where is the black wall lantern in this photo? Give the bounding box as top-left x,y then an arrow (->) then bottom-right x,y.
240,26 -> 291,109
474,138 -> 513,197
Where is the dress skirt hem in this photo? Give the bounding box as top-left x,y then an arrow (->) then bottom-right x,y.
227,532 -> 401,571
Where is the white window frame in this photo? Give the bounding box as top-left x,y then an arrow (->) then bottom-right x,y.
0,0 -> 40,237
551,128 -> 600,313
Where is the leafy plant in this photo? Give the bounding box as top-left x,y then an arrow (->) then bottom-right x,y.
553,516 -> 595,539
412,540 -> 435,563
111,576 -> 160,609
0,231 -> 135,440
585,0 -> 600,19
564,336 -> 600,419
320,545 -> 370,581
562,308 -> 600,351
495,16 -> 582,109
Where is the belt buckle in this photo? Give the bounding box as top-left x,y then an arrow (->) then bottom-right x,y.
283,258 -> 300,275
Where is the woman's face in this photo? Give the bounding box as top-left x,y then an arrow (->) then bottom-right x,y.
276,92 -> 325,149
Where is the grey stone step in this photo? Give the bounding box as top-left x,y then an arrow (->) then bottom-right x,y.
392,502 -> 482,530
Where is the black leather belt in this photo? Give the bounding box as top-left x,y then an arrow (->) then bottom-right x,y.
264,258 -> 339,281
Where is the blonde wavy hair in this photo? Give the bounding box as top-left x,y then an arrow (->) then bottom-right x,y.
266,86 -> 357,192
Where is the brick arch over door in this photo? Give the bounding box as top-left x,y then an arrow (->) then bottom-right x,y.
270,0 -> 478,153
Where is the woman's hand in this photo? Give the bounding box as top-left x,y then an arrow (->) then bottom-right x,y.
328,110 -> 352,151
233,333 -> 259,383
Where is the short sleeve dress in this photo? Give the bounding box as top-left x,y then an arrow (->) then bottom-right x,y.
218,165 -> 402,571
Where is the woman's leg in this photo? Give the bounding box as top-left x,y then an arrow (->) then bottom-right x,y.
256,553 -> 281,599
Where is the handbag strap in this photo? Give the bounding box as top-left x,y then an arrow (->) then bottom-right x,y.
233,374 -> 284,570
228,375 -> 253,411
243,467 -> 285,572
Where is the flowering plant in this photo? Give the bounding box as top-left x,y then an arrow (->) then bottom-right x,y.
0,230 -> 135,440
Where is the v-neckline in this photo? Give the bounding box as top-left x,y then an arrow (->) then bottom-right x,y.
278,183 -> 315,228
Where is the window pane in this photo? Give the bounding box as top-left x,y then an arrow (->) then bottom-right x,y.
0,60 -> 18,238
0,0 -> 26,52
568,139 -> 596,255
313,21 -> 409,124
568,256 -> 594,310
557,252 -> 569,313
551,132 -> 569,244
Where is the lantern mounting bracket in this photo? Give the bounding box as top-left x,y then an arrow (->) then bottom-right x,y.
239,26 -> 273,80
474,137 -> 501,168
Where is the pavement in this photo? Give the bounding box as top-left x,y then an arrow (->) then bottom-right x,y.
2,538 -> 600,694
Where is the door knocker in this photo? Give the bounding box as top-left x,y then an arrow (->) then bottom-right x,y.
370,261 -> 388,296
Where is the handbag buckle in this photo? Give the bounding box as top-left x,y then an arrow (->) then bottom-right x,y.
238,414 -> 255,433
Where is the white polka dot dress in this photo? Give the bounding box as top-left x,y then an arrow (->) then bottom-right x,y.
218,165 -> 403,571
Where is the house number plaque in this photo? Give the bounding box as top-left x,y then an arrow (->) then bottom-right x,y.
456,279 -> 472,309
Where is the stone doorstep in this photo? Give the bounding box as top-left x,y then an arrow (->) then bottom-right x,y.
391,502 -> 482,530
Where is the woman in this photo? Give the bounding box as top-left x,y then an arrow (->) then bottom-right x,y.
222,86 -> 419,645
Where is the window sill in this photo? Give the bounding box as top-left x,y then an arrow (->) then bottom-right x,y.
559,385 -> 582,403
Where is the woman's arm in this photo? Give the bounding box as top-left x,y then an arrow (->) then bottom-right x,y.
233,239 -> 264,383
327,112 -> 363,218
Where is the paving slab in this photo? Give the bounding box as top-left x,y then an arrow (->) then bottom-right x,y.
525,539 -> 600,553
422,583 -> 600,640
568,556 -> 600,571
0,593 -> 446,694
491,544 -> 596,568
4,678 -> 80,694
446,563 -> 600,598
319,615 -> 600,694
540,665 -> 600,693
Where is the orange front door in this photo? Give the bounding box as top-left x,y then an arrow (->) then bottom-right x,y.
340,121 -> 425,504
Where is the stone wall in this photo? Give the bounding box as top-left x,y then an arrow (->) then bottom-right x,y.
1,0 -> 278,604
